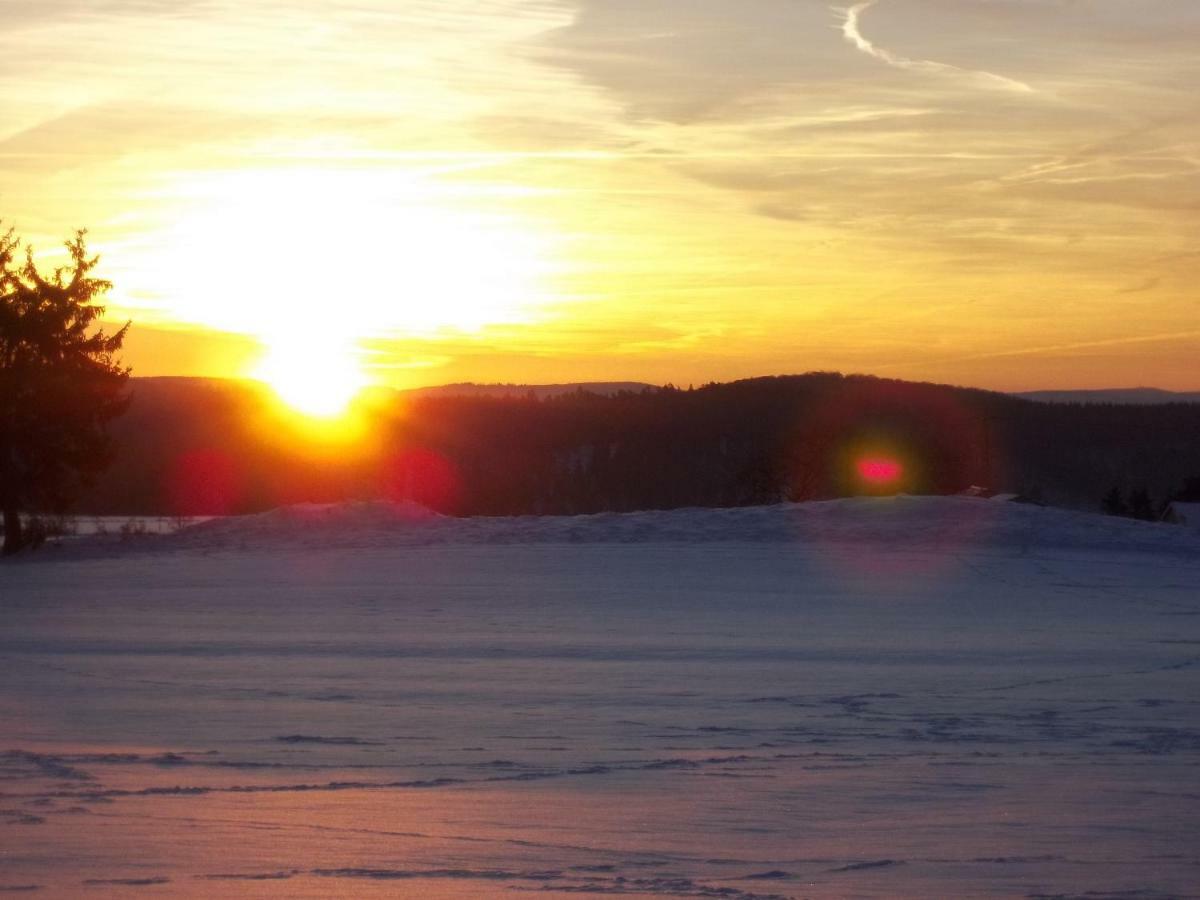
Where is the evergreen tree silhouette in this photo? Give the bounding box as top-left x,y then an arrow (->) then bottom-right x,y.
1127,486 -> 1156,521
1173,476 -> 1200,503
0,226 -> 130,554
1101,486 -> 1127,517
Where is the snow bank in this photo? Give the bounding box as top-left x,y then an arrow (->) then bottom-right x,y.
176,499 -> 440,541
63,495 -> 1200,557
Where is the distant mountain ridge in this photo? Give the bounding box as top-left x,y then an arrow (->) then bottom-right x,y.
72,373 -> 1200,517
402,381 -> 656,399
1015,388 -> 1200,405
133,377 -> 1200,406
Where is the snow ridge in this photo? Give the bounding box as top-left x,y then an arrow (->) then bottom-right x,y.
53,496 -> 1200,558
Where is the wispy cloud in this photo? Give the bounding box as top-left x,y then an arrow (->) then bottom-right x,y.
838,0 -> 1034,94
922,330 -> 1200,366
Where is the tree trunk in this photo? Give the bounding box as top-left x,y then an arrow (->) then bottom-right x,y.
2,507 -> 23,556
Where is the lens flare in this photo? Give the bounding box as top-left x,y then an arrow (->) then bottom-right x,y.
168,448 -> 242,515
857,457 -> 903,486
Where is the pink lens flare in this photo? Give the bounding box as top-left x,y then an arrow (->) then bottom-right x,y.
857,457 -> 903,485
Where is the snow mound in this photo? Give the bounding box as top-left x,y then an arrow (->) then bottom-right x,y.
170,500 -> 441,543
113,495 -> 1200,557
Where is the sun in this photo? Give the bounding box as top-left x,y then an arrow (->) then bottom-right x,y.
129,166 -> 556,408
253,338 -> 366,419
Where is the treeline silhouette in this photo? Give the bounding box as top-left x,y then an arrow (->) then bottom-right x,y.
76,373 -> 1200,518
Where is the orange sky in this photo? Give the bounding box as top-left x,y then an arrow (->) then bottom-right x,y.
3,0 -> 1198,396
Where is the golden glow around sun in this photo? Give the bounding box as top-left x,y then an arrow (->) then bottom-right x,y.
130,166 -> 556,412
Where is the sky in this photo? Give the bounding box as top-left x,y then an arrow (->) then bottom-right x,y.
2,0 -> 1198,395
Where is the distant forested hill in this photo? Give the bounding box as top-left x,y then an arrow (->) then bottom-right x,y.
406,381 -> 655,399
1016,388 -> 1200,405
75,374 -> 1200,517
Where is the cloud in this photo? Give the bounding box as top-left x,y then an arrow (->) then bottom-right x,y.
838,0 -> 1034,93
1116,277 -> 1161,295
924,330 -> 1200,366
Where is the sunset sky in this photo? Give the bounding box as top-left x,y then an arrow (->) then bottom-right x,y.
2,0 -> 1198,396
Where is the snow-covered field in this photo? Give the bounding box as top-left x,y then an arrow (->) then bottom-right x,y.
2,497 -> 1198,898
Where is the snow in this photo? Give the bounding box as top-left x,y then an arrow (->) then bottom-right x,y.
50,494 -> 1200,557
2,497 -> 1199,898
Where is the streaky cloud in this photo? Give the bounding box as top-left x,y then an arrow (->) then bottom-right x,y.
838,0 -> 1034,94
919,330 -> 1200,367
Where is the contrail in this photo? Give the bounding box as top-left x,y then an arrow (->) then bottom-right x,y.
917,330 -> 1200,368
839,0 -> 1034,94
870,329 -> 1200,376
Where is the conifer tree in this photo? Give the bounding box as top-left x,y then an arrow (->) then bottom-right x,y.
0,226 -> 130,554
1100,485 -> 1126,517
1127,487 -> 1156,522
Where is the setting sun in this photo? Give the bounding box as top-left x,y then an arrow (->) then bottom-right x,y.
120,167 -> 556,394
253,338 -> 366,419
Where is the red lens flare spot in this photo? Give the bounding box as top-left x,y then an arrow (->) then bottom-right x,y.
382,448 -> 463,513
168,449 -> 242,516
857,457 -> 903,486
